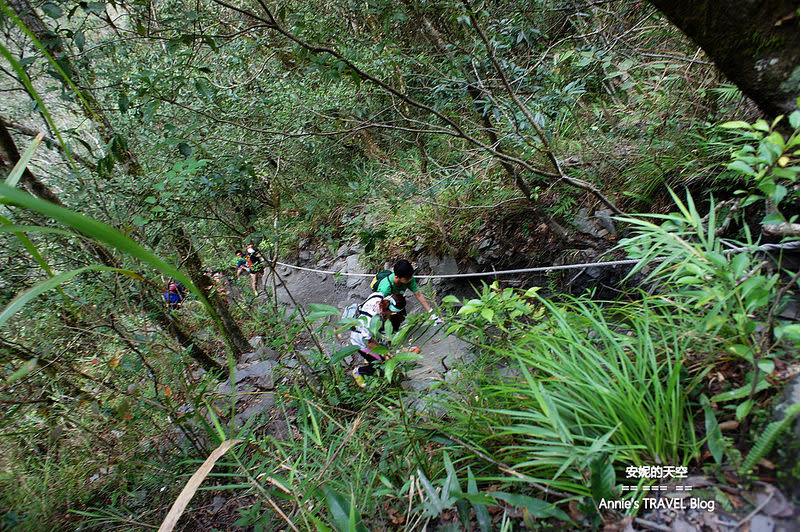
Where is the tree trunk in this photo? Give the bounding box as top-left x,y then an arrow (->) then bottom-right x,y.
648,1 -> 800,118
0,117 -> 62,204
174,228 -> 252,356
144,300 -> 226,376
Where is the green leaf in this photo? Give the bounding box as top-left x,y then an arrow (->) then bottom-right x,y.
5,133 -> 42,187
492,492 -> 571,521
417,469 -> 443,517
701,395 -> 724,464
736,399 -> 753,421
202,35 -> 219,52
726,160 -> 756,176
467,467 -> 490,532
41,3 -> 63,19
588,455 -> 615,502
5,358 -> 38,385
711,375 -> 770,402
753,119 -> 770,132
306,303 -> 340,321
480,308 -> 494,322
84,2 -> 106,15
757,359 -> 775,374
732,253 -> 749,278
388,352 -> 422,362
331,345 -> 360,364
441,452 -> 461,507
195,78 -> 213,99
323,486 -> 367,532
382,358 -> 396,382
726,343 -> 753,360
457,304 -> 477,315
771,184 -> 788,204
142,100 -> 159,122
118,93 -> 129,114
789,110 -> 800,129
74,30 -> 85,51
775,323 -> 800,342
720,121 -> 754,130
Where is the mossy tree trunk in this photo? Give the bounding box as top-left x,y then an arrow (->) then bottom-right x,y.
649,1 -> 800,117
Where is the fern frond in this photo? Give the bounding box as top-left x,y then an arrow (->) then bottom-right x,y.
740,403 -> 800,473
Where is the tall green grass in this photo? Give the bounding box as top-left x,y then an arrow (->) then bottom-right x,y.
434,293 -> 703,499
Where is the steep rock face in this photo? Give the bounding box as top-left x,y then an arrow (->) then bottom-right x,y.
648,0 -> 800,118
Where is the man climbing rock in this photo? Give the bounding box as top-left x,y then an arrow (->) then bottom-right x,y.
244,243 -> 266,295
162,278 -> 187,309
350,292 -> 407,387
371,259 -> 443,324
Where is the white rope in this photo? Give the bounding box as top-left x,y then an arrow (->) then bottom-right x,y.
271,240 -> 800,280
273,258 -> 640,279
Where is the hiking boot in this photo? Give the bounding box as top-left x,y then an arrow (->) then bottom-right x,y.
352,367 -> 366,388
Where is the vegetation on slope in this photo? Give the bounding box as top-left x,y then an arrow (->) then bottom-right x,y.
0,0 -> 799,529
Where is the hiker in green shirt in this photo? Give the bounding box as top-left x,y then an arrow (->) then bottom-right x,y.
372,259 -> 443,325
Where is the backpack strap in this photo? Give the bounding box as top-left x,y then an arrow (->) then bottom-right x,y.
357,292 -> 384,318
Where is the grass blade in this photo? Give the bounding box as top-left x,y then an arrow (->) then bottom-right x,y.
0,265 -> 128,330
158,439 -> 243,532
4,132 -> 43,187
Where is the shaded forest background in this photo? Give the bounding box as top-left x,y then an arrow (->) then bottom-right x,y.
1,0 -> 800,530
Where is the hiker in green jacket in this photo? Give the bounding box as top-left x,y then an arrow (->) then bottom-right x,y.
371,259 -> 443,325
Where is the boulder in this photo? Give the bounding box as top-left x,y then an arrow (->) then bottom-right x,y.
344,254 -> 362,273
347,275 -> 368,289
234,394 -> 275,427
429,256 -> 459,275
594,209 -> 616,235
242,345 -> 277,364
214,381 -> 232,395
248,336 -> 263,349
240,351 -> 259,364
234,361 -> 275,389
574,208 -> 603,237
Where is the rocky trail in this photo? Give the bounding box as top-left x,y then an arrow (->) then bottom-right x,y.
189,246 -> 477,432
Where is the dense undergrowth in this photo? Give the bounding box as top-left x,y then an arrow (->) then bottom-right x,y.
4,174 -> 800,530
